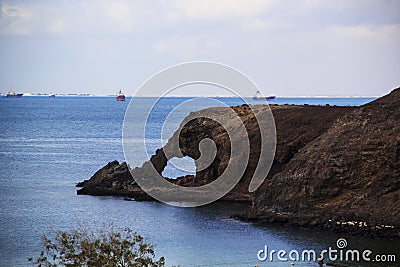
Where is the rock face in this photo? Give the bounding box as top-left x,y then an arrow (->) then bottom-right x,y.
250,88 -> 400,237
77,104 -> 352,202
77,161 -> 152,200
77,87 -> 400,237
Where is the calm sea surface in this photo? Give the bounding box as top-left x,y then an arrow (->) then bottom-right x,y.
0,96 -> 398,267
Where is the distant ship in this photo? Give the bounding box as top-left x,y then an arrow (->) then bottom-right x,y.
252,90 -> 275,101
116,90 -> 125,101
4,90 -> 23,98
49,94 -> 56,98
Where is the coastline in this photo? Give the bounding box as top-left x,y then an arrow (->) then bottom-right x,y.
77,89 -> 400,238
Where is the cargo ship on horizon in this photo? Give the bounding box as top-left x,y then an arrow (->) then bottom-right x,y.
252,90 -> 275,101
116,90 -> 125,101
3,90 -> 23,98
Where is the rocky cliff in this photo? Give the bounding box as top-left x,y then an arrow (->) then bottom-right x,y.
78,104 -> 352,202
77,88 -> 400,237
246,88 -> 400,237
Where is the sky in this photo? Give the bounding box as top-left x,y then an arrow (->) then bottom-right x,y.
0,0 -> 399,97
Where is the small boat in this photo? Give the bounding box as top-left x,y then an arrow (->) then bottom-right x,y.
49,94 -> 56,98
116,90 -> 125,101
252,90 -> 275,101
4,89 -> 23,98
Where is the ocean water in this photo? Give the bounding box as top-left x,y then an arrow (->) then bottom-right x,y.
0,96 -> 398,267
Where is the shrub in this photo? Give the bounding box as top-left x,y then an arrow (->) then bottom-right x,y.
29,223 -> 165,267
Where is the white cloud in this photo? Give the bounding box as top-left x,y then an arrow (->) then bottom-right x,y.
242,19 -> 295,31
0,0 -> 140,36
0,2 -> 72,35
167,0 -> 276,20
0,3 -> 33,35
0,0 -> 399,96
99,1 -> 136,32
153,35 -> 222,54
331,24 -> 400,39
48,20 -> 68,34
1,0 -> 399,37
244,19 -> 270,30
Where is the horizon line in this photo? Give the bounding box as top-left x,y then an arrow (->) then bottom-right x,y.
8,94 -> 380,98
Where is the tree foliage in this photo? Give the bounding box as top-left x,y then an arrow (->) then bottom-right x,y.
29,223 -> 165,267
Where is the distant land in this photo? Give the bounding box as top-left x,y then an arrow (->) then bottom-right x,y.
0,92 -> 380,98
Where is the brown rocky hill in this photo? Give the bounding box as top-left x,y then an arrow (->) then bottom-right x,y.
77,88 -> 400,237
78,104 -> 352,202
250,88 -> 400,237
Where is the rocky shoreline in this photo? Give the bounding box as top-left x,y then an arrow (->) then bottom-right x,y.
77,88 -> 400,238
77,161 -> 154,201
233,207 -> 399,239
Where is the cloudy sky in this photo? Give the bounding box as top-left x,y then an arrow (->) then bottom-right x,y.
0,0 -> 399,96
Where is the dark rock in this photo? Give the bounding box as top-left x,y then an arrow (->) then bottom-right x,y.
76,87 -> 400,237
77,104 -> 351,203
76,160 -> 154,201
251,88 -> 400,238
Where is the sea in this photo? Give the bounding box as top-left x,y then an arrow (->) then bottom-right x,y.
0,96 -> 398,267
